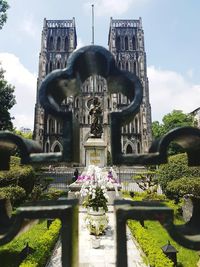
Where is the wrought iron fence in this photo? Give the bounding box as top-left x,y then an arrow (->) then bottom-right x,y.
0,45 -> 200,267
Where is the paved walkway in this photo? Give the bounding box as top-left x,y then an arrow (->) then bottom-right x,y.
47,207 -> 148,267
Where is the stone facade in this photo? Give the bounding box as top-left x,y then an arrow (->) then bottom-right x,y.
108,18 -> 152,154
191,107 -> 200,128
33,17 -> 152,166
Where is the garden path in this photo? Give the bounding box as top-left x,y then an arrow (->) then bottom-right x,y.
47,206 -> 148,267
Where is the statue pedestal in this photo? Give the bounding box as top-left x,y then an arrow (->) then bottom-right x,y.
84,138 -> 106,167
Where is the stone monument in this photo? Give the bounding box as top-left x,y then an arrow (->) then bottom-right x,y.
84,97 -> 106,167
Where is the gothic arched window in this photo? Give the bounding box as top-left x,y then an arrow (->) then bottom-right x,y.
132,36 -> 136,50
126,62 -> 129,71
116,36 -> 121,51
49,61 -> 53,72
45,142 -> 49,152
118,93 -> 121,104
134,62 -> 137,74
135,117 -> 138,133
137,142 -> 141,153
107,98 -> 110,109
49,118 -> 54,133
49,36 -> 54,50
54,144 -> 61,152
57,36 -> 61,51
125,36 -> 129,50
76,98 -> 79,108
126,144 -> 133,154
64,36 -> 69,51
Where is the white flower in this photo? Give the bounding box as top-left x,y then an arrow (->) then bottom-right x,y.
75,191 -> 80,197
104,193 -> 109,200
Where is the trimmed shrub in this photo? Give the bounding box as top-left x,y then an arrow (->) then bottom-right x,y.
0,186 -> 26,206
20,219 -> 61,267
128,220 -> 174,267
166,177 -> 200,199
0,156 -> 36,195
29,185 -> 43,201
41,188 -> 67,200
142,192 -> 166,201
0,220 -> 61,267
158,153 -> 200,191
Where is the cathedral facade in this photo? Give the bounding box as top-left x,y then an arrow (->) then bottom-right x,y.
33,17 -> 152,166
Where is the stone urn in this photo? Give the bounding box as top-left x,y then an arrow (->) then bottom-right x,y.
85,207 -> 108,235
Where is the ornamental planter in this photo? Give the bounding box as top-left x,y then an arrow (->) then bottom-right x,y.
85,207 -> 108,236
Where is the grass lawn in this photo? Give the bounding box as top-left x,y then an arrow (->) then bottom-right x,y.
144,220 -> 199,267
124,192 -> 199,266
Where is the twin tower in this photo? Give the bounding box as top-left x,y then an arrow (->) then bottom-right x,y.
33,17 -> 152,166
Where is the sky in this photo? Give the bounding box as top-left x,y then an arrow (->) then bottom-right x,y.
0,0 -> 200,130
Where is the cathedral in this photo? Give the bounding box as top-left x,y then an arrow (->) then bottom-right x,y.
33,17 -> 152,166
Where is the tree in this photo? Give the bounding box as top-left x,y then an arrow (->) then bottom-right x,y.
0,65 -> 16,130
152,110 -> 196,139
14,129 -> 33,139
152,121 -> 164,139
152,110 -> 196,155
158,153 -> 200,192
134,171 -> 158,195
0,0 -> 9,29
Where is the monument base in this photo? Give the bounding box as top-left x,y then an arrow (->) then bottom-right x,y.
84,138 -> 106,167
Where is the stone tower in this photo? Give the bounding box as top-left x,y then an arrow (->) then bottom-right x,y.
108,18 -> 152,154
33,17 -> 152,166
33,18 -> 77,152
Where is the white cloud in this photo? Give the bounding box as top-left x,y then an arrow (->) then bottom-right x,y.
0,53 -> 37,130
83,0 -> 148,17
186,68 -> 194,79
148,66 -> 200,122
19,15 -> 39,38
1,53 -> 199,130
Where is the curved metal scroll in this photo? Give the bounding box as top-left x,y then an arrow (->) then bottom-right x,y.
0,44 -> 200,254
0,132 -> 42,170
116,126 -> 200,166
39,45 -> 143,163
114,199 -> 200,267
38,45 -> 200,166
0,199 -> 79,267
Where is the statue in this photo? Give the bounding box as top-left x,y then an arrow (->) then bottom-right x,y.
89,97 -> 103,138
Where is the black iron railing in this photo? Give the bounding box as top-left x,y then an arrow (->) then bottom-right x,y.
0,45 -> 200,266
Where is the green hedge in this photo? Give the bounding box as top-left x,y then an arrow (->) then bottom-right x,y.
166,177 -> 200,199
0,156 -> 36,195
0,220 -> 61,267
20,219 -> 61,267
128,220 -> 174,267
0,185 -> 26,206
158,153 -> 200,192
